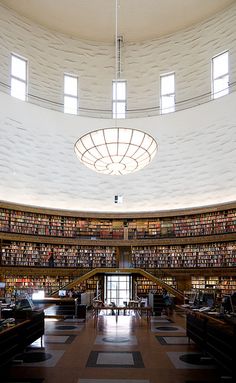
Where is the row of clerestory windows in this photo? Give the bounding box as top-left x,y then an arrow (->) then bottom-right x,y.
10,51 -> 229,118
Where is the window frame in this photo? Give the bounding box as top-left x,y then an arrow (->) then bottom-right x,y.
211,51 -> 229,99
160,72 -> 175,114
10,53 -> 28,101
105,274 -> 132,306
112,79 -> 127,119
63,73 -> 78,115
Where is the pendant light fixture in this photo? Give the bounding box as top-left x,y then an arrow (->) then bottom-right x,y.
74,0 -> 158,175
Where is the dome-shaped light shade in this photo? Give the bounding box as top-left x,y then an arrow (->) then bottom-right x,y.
74,127 -> 158,175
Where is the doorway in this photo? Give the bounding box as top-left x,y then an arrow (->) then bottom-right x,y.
119,246 -> 132,268
104,274 -> 132,306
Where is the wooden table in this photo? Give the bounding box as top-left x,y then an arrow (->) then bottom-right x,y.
92,305 -> 152,327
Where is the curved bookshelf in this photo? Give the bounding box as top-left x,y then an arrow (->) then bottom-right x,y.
0,201 -> 236,298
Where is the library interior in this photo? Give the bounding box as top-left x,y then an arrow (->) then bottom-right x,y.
0,1 -> 236,383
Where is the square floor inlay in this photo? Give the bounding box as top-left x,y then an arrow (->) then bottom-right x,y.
45,321 -> 84,333
13,349 -> 65,367
0,379 -> 44,383
97,352 -> 134,365
151,325 -> 185,333
151,318 -> 173,324
167,352 -> 216,369
79,380 -> 149,383
44,334 -> 76,344
156,336 -> 195,345
95,335 -> 137,345
64,318 -> 85,323
86,351 -> 144,368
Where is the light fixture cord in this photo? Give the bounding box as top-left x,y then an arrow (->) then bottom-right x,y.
115,0 -> 118,126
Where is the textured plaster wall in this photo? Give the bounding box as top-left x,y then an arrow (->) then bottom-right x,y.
0,91 -> 235,212
0,2 -> 236,112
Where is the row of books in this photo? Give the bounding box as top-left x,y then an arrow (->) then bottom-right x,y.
0,207 -> 235,238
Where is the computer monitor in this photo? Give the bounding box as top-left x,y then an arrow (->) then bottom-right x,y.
59,290 -> 67,297
206,297 -> 214,307
16,296 -> 35,310
203,293 -> 214,307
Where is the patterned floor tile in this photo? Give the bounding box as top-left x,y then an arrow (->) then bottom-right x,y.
167,352 -> 216,369
86,351 -> 144,368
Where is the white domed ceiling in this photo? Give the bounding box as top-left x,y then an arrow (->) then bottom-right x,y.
1,91 -> 236,213
0,0 -> 236,213
0,0 -> 234,42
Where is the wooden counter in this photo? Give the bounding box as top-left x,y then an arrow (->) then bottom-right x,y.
186,310 -> 235,378
0,310 -> 44,367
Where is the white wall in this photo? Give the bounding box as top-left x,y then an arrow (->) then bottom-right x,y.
0,91 -> 235,212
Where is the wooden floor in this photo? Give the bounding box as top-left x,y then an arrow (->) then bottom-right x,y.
1,309 -> 224,383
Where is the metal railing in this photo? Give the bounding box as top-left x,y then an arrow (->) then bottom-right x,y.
1,79 -> 235,119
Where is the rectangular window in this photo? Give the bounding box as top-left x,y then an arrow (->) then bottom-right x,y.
105,275 -> 131,306
113,80 -> 126,119
212,51 -> 229,99
160,72 -> 175,114
64,74 -> 78,114
11,54 -> 27,101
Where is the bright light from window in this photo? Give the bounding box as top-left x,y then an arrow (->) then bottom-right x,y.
32,291 -> 45,300
160,73 -> 175,114
113,101 -> 126,119
64,75 -> 77,96
11,54 -> 27,101
161,75 -> 175,94
64,96 -> 78,115
11,78 -> 26,101
113,81 -> 126,99
113,80 -> 126,119
11,55 -> 27,80
212,51 -> 229,99
64,74 -> 78,114
105,275 -> 131,306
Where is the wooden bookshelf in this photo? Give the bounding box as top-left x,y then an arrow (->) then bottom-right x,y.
131,243 -> 236,268
135,275 -> 176,296
4,274 -> 74,295
0,241 -> 117,268
135,276 -> 160,296
217,276 -> 236,295
0,201 -> 236,299
190,275 -> 236,296
0,205 -> 235,240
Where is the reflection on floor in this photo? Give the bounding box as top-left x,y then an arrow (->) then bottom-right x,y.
95,335 -> 138,345
1,311 -> 226,383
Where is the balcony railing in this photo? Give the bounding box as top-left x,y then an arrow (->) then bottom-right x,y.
1,79 -> 236,119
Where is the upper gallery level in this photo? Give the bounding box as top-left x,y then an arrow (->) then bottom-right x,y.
1,202 -> 235,241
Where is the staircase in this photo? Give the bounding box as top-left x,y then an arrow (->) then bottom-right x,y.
50,268 -> 185,302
